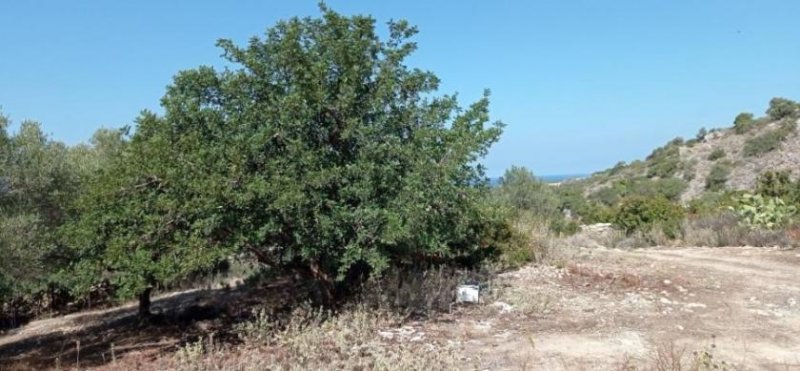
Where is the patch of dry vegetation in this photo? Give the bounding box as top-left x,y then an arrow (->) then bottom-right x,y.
160,307 -> 465,371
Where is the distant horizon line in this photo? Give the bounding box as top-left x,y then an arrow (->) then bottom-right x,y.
489,173 -> 589,184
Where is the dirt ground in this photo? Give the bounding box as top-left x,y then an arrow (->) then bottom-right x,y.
424,246 -> 800,370
1,246 -> 799,370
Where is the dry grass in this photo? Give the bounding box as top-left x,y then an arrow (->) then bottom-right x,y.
681,213 -> 796,248
138,306 -> 465,371
617,338 -> 741,371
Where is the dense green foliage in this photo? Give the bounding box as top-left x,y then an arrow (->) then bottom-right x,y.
766,97 -> 799,121
612,196 -> 685,238
755,171 -> 793,198
729,193 -> 796,230
0,115 -> 125,325
65,7 -> 506,310
754,170 -> 800,205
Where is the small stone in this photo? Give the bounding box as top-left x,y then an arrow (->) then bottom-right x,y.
491,301 -> 514,314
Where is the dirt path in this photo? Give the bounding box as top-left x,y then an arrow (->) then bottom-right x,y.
431,246 -> 800,370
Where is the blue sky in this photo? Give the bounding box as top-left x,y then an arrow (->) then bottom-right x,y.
2,1 -> 799,176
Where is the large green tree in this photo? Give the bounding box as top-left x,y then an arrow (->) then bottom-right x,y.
69,6 -> 505,312
0,115 -> 121,322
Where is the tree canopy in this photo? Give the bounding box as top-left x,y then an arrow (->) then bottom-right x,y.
65,6 -> 505,312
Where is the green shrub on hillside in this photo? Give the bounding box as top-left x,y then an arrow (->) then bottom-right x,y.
707,148 -> 725,161
705,161 -> 731,191
733,112 -> 754,134
686,191 -> 734,216
591,185 -> 624,206
755,170 -> 800,205
590,177 -> 688,208
612,196 -> 685,239
633,178 -> 688,201
766,97 -> 798,121
743,128 -> 790,157
755,171 -> 793,198
696,127 -> 708,141
645,138 -> 683,178
647,157 -> 681,178
554,183 -> 615,224
608,161 -> 627,176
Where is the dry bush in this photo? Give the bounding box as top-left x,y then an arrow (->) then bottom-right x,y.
498,282 -> 557,317
618,338 -> 740,371
612,226 -> 674,249
682,213 -> 797,247
161,306 -> 464,371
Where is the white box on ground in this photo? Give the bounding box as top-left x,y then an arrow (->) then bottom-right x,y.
456,284 -> 480,303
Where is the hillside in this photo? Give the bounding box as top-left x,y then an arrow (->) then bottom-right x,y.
580,97 -> 800,203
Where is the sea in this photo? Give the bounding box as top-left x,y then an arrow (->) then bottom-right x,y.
489,174 -> 587,186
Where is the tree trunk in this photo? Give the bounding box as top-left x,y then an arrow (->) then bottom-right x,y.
138,288 -> 152,319
308,262 -> 336,307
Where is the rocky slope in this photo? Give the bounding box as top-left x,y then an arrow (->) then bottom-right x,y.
581,98 -> 800,202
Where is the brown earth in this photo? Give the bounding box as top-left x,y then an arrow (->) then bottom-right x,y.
1,246 -> 799,370
436,246 -> 800,370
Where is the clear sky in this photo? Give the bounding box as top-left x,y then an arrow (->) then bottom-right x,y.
2,1 -> 799,177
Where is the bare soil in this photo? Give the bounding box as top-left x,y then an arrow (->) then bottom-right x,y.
1,246 -> 799,370
438,246 -> 800,370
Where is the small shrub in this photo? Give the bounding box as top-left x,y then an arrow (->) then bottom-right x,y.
755,170 -> 794,199
733,112 -> 754,134
612,196 -> 685,239
766,97 -> 798,121
591,185 -> 624,206
636,178 -> 688,201
705,162 -> 731,191
682,212 -> 745,247
647,157 -> 681,178
495,219 -> 543,268
706,148 -> 725,161
695,127 -> 708,141
549,217 -> 581,236
743,127 -> 792,157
